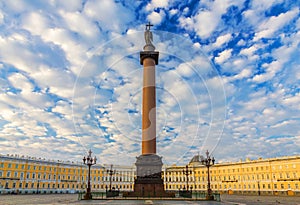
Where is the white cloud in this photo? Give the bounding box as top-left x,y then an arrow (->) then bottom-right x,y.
240,45 -> 258,56
193,42 -> 201,49
182,7 -> 189,15
194,11 -> 219,38
2,0 -> 31,13
296,17 -> 300,29
253,8 -> 299,41
215,49 -> 232,64
232,58 -> 245,67
21,11 -> 50,35
178,16 -> 194,31
237,39 -> 246,46
189,0 -> 244,38
251,0 -> 284,12
252,35 -> 298,83
243,9 -> 260,26
283,93 -> 300,110
8,73 -> 34,93
147,10 -> 166,25
243,0 -> 285,27
51,0 -> 82,12
31,66 -> 75,98
83,0 -> 133,32
146,0 -> 169,10
213,33 -> 232,47
169,9 -> 178,16
20,11 -> 90,75
0,9 -> 4,24
59,10 -> 101,40
176,62 -> 194,78
230,68 -> 252,81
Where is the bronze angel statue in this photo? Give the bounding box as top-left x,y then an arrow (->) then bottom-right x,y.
144,22 -> 155,50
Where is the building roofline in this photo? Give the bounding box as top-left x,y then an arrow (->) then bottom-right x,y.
0,154 -> 104,168
1,153 -> 299,169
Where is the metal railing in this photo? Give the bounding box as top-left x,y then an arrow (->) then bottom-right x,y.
191,191 -> 221,201
78,191 -> 221,201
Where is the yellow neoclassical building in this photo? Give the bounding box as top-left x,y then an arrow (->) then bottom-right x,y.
1,154 -> 299,196
163,155 -> 300,196
0,154 -> 134,194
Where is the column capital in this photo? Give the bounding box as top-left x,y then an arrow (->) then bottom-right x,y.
140,51 -> 159,65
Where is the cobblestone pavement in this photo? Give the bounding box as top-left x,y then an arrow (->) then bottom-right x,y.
221,194 -> 300,205
0,194 -> 226,205
0,194 -> 78,205
1,194 -> 300,205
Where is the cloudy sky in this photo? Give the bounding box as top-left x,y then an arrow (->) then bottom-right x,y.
0,0 -> 299,166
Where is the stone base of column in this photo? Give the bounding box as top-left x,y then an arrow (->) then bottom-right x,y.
123,154 -> 175,197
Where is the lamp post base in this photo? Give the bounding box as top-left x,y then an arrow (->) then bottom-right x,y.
206,188 -> 214,200
206,194 -> 214,200
179,190 -> 192,198
106,189 -> 120,197
84,193 -> 92,200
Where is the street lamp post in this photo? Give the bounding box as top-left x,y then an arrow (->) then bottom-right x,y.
183,165 -> 192,191
36,180 -> 40,194
83,149 -> 97,200
201,150 -> 215,200
178,165 -> 192,198
107,164 -> 116,191
106,164 -> 119,197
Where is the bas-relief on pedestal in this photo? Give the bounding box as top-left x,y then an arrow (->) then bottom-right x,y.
133,154 -> 166,197
136,154 -> 163,178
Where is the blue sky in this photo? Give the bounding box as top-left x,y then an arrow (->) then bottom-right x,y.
0,0 -> 299,165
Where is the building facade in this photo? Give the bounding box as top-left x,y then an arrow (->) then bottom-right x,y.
1,154 -> 299,196
0,154 -> 135,194
163,155 -> 300,196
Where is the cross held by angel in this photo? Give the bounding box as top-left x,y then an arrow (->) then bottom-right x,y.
144,22 -> 153,46
144,22 -> 155,51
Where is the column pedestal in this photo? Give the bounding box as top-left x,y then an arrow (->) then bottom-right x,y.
124,154 -> 174,197
134,154 -> 164,196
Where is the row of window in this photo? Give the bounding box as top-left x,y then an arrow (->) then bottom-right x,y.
1,182 -> 80,189
166,164 -> 298,176
3,180 -> 298,191
165,183 -> 299,190
0,163 -> 87,173
1,163 -> 136,177
0,181 -> 133,190
0,171 -> 135,182
164,172 -> 298,182
0,171 -> 83,181
1,170 -> 298,183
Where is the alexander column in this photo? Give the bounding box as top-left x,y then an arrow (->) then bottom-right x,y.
130,23 -> 172,197
141,22 -> 158,155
